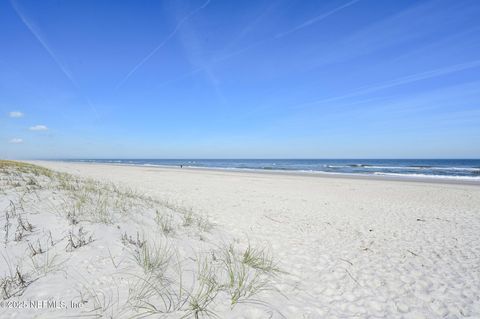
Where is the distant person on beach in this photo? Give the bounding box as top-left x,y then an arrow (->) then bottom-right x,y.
180,165 -> 183,168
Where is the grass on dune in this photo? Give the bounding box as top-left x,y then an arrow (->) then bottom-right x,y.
0,160 -> 282,317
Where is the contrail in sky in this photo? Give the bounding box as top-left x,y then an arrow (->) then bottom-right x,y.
288,59 -> 480,110
156,0 -> 361,88
236,59 -> 480,120
275,0 -> 362,39
10,0 -> 77,86
116,0 -> 211,89
10,0 -> 99,117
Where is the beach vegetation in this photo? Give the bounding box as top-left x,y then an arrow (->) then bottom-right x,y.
241,243 -> 279,273
131,238 -> 174,275
155,210 -> 175,235
219,244 -> 272,307
66,227 -> 94,252
0,266 -> 32,300
0,160 -> 281,316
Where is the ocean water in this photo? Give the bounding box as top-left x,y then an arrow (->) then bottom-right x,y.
62,159 -> 480,181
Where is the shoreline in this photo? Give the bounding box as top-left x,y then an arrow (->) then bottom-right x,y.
28,160 -> 480,187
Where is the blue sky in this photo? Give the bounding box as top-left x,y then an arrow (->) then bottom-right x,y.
1,0 -> 479,159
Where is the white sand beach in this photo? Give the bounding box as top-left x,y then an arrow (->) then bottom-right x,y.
1,160 -> 480,318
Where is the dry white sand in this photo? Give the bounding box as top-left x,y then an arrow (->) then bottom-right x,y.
19,161 -> 479,318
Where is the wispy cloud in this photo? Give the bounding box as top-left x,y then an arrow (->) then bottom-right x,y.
275,0 -> 361,39
9,111 -> 24,118
8,138 -> 23,144
157,0 -> 360,88
219,2 -> 278,54
308,0 -> 478,69
9,0 -> 98,117
237,59 -> 480,120
174,6 -> 228,104
29,125 -> 48,131
287,59 -> 480,110
116,0 -> 211,89
10,0 -> 77,86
